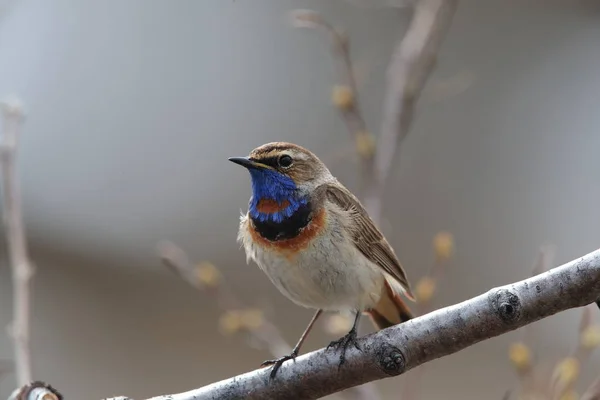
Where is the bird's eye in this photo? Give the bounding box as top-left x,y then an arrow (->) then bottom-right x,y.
278,154 -> 293,168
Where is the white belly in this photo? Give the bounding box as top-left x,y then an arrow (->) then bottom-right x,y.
238,213 -> 385,312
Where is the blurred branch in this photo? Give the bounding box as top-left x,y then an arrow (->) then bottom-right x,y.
364,0 -> 458,224
548,304 -> 600,399
293,0 -> 459,223
0,98 -> 34,386
291,9 -> 374,174
105,248 -> 600,400
156,241 -> 379,400
158,241 -> 291,358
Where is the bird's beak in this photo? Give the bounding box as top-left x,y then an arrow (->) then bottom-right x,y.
228,156 -> 272,170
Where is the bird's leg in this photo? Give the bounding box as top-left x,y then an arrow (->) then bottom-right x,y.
261,309 -> 322,379
327,311 -> 362,368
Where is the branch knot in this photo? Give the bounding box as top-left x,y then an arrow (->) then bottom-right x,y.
490,289 -> 521,324
375,344 -> 405,376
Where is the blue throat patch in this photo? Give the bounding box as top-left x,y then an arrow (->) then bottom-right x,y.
247,168 -> 307,223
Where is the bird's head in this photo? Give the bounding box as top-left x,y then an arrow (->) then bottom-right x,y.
229,142 -> 333,223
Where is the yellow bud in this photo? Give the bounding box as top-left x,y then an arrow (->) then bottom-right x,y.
581,325 -> 600,349
324,314 -> 353,336
194,262 -> 220,287
508,342 -> 532,371
331,85 -> 354,110
218,310 -> 242,335
415,277 -> 436,303
559,390 -> 579,400
433,231 -> 454,261
240,308 -> 264,331
355,131 -> 376,159
553,357 -> 580,388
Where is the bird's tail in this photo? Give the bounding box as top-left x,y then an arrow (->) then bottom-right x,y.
365,278 -> 414,330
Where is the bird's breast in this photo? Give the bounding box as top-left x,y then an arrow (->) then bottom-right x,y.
239,204 -> 385,311
248,206 -> 327,255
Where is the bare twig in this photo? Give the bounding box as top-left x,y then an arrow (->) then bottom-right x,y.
105,247 -> 600,400
293,1 -> 459,223
291,9 -> 374,182
548,304 -> 599,399
157,241 -> 378,400
291,10 -> 368,139
0,98 -> 34,386
364,0 -> 459,224
157,241 -> 291,357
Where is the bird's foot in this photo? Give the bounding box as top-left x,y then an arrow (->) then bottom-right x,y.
327,328 -> 361,368
260,351 -> 297,380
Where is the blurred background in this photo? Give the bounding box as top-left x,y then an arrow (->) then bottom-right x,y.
0,0 -> 598,398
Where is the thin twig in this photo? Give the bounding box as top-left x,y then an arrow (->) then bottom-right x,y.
157,241 -> 290,357
0,98 -> 34,386
548,303 -> 598,399
293,1 -> 459,223
364,0 -> 459,224
106,247 -> 600,400
291,9 -> 373,191
291,10 -> 368,144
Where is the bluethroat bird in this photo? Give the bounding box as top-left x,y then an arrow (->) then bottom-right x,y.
229,142 -> 415,378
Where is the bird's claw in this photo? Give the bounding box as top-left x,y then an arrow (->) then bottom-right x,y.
260,352 -> 297,380
327,328 -> 361,368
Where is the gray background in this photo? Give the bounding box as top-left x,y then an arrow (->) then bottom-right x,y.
0,0 -> 598,398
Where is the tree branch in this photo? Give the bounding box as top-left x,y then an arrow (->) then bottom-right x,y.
293,0 -> 459,223
364,0 -> 459,223
105,247 -> 600,400
0,98 -> 34,386
158,241 -> 296,360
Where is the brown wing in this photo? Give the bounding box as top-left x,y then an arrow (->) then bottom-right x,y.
324,183 -> 414,300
